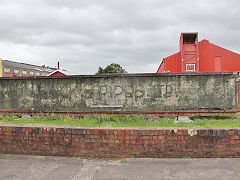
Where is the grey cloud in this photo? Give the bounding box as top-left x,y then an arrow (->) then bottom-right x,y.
0,0 -> 239,74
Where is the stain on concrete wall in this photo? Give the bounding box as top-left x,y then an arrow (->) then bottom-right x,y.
0,73 -> 238,111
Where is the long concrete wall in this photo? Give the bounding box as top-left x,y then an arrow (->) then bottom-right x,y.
0,73 -> 238,112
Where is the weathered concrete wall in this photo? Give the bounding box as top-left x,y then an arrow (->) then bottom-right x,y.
0,73 -> 238,111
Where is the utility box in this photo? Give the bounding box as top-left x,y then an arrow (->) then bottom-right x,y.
180,32 -> 199,72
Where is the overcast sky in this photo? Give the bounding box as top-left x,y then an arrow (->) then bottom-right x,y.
0,0 -> 239,74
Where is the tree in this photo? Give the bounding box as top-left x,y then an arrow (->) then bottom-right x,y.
96,63 -> 127,74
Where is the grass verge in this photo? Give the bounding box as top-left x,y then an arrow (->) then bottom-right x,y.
0,113 -> 240,127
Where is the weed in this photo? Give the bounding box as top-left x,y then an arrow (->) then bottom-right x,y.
182,156 -> 191,159
120,159 -> 128,163
234,113 -> 240,120
1,150 -> 5,159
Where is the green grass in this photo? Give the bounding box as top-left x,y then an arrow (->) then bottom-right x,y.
0,113 -> 240,127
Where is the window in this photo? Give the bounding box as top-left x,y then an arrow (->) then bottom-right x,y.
4,68 -> 10,73
183,34 -> 197,44
36,72 -> 40,76
30,72 -> 34,75
22,70 -> 27,75
14,69 -> 19,74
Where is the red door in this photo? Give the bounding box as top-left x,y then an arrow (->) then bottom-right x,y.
215,56 -> 222,72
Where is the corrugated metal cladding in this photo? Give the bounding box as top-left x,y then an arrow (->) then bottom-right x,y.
157,32 -> 240,73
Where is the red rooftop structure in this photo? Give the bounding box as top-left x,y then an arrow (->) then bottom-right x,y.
48,62 -> 67,77
157,32 -> 240,73
48,70 -> 66,77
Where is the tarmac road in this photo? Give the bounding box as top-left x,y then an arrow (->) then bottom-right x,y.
0,154 -> 239,180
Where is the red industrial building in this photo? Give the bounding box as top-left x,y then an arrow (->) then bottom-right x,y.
157,32 -> 240,73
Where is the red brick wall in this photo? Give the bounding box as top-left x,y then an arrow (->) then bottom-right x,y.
0,125 -> 240,158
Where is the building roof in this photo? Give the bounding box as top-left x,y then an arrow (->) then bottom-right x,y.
2,60 -> 56,72
48,69 -> 78,76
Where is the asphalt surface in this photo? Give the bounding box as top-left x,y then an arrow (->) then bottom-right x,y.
0,154 -> 240,180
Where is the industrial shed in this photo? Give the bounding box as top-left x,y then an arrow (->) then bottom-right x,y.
157,32 -> 240,73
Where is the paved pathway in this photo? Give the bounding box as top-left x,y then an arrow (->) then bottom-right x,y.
0,154 -> 239,180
